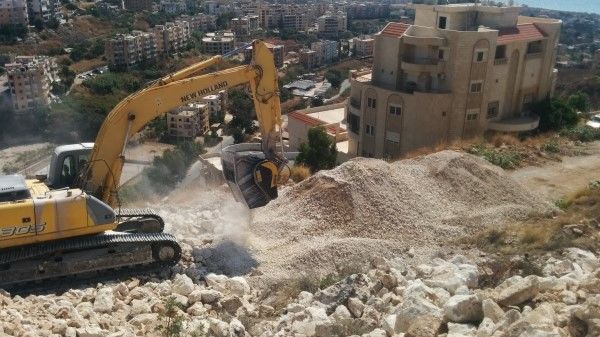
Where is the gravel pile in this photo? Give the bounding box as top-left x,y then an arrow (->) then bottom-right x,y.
250,151 -> 555,278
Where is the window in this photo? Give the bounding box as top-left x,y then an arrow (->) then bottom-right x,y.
365,124 -> 375,136
527,41 -> 542,54
60,155 -> 76,187
466,109 -> 479,121
438,49 -> 445,60
495,45 -> 506,60
470,81 -> 483,93
474,50 -> 486,63
348,113 -> 360,134
367,97 -> 377,108
487,101 -> 499,119
385,131 -> 400,143
438,16 -> 447,29
389,105 -> 402,116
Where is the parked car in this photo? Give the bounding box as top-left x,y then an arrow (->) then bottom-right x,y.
586,114 -> 600,129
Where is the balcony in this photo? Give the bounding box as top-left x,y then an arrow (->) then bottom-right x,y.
401,57 -> 444,73
494,58 -> 508,66
526,52 -> 543,60
487,116 -> 540,132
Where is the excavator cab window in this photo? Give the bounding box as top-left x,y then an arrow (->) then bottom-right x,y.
60,155 -> 77,187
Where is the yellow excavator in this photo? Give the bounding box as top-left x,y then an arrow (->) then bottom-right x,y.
0,40 -> 286,290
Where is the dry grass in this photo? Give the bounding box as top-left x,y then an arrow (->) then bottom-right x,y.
469,185 -> 600,255
489,133 -> 521,147
70,58 -> 106,73
290,165 -> 311,183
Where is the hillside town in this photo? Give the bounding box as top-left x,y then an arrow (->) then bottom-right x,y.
1,0 -> 600,337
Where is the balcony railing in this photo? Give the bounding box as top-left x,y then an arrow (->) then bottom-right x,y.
494,58 -> 508,66
402,56 -> 439,65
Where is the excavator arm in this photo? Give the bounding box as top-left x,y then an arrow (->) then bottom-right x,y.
83,40 -> 284,208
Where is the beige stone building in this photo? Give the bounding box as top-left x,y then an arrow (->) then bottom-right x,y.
317,12 -> 347,38
347,3 -> 561,159
6,56 -> 57,114
154,20 -> 190,54
230,15 -> 259,38
167,103 -> 209,139
201,31 -> 235,55
200,91 -> 226,119
105,31 -> 157,68
353,36 -> 374,57
299,49 -> 318,70
0,0 -> 28,25
180,13 -> 216,32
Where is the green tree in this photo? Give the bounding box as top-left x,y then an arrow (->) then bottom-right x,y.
568,91 -> 590,112
311,96 -> 324,107
296,127 -> 337,172
324,69 -> 343,88
532,97 -> 579,132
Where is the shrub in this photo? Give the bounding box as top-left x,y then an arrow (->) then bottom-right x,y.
469,145 -> 522,169
290,165 -> 310,183
531,97 -> 579,132
560,126 -> 600,142
542,139 -> 560,153
555,198 -> 569,210
296,127 -> 338,173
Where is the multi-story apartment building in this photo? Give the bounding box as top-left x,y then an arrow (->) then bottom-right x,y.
124,0 -> 152,11
26,0 -> 50,22
255,3 -> 315,31
204,0 -> 237,16
346,3 -> 561,159
201,31 -> 235,55
346,3 -> 390,20
353,36 -> 374,57
154,20 -> 190,54
311,40 -> 339,65
159,0 -> 186,14
281,13 -> 308,31
244,42 -> 284,68
0,0 -> 29,25
230,15 -> 259,38
167,103 -> 209,139
180,13 -> 216,32
317,12 -> 347,38
5,56 -> 57,114
299,49 -> 318,70
105,31 -> 157,69
200,91 -> 226,119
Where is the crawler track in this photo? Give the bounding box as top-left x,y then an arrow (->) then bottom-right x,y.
0,232 -> 181,293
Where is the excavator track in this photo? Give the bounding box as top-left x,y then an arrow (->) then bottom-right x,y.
115,208 -> 165,233
0,232 -> 181,292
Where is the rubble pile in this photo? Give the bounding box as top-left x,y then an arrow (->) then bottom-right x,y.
2,248 -> 599,337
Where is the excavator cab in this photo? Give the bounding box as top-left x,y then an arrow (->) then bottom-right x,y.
221,143 -> 285,209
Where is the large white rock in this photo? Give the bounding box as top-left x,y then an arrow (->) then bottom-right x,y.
172,274 -> 194,296
209,318 -> 229,337
76,325 -> 107,337
447,323 -> 477,337
368,328 -> 388,337
128,313 -> 158,327
396,296 -> 443,332
477,317 -> 495,337
130,299 -> 151,316
226,277 -> 251,296
444,295 -> 483,323
382,314 -> 400,336
205,274 -> 229,292
481,299 -> 504,323
93,288 -> 114,313
228,318 -> 246,337
347,297 -> 365,318
495,276 -> 539,306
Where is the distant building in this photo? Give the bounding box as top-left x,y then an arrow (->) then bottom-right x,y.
244,42 -> 284,68
0,0 -> 28,25
154,20 -> 191,54
311,40 -> 339,65
200,91 -> 226,118
299,49 -> 318,70
317,12 -> 347,38
159,0 -> 186,14
167,103 -> 209,139
353,36 -> 374,57
230,15 -> 259,38
180,13 -> 216,32
105,31 -> 157,69
346,3 -> 562,159
124,0 -> 152,11
201,31 -> 235,55
346,3 -> 390,20
5,56 -> 58,114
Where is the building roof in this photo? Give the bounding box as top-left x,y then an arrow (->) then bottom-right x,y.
288,110 -> 339,135
380,22 -> 411,37
497,24 -> 545,44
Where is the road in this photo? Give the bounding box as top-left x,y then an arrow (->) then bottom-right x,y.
510,141 -> 600,200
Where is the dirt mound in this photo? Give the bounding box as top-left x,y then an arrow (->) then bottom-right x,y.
250,151 -> 554,277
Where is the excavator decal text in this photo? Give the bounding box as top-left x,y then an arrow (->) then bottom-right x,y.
181,81 -> 228,103
1,223 -> 46,237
